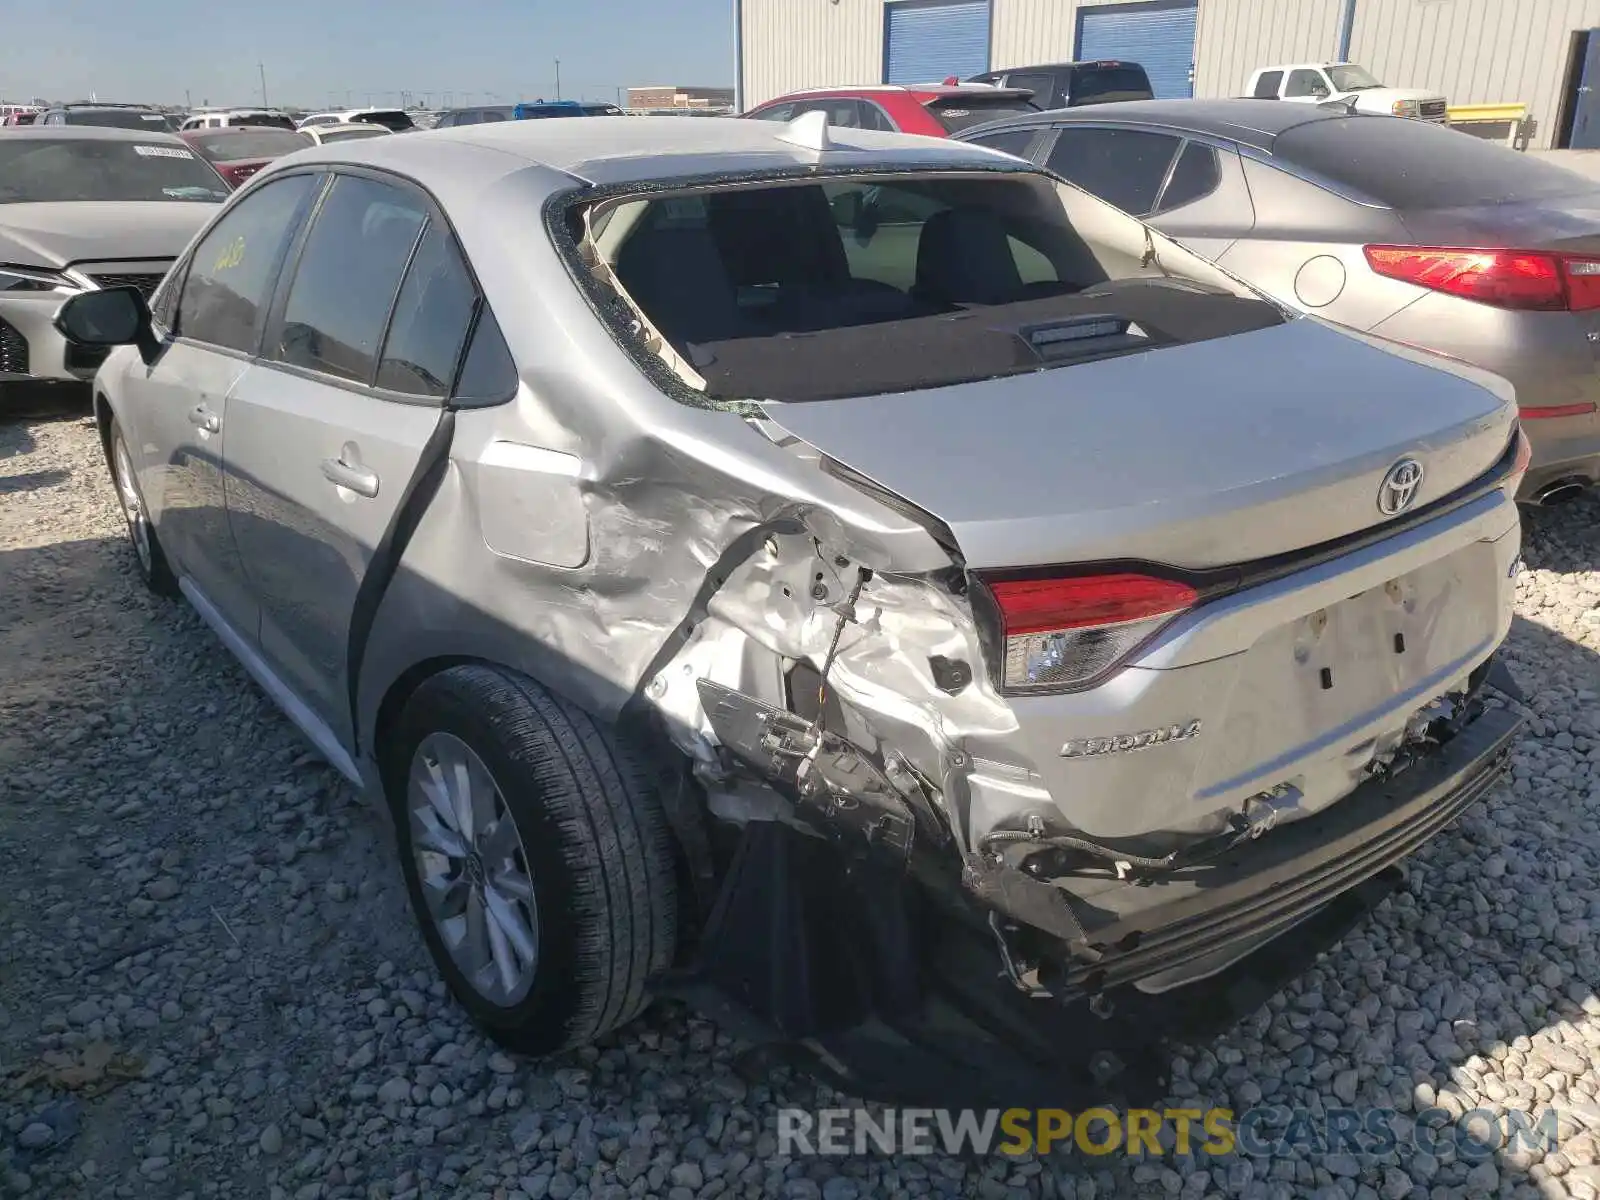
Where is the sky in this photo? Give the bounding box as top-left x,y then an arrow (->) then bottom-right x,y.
2,0 -> 734,109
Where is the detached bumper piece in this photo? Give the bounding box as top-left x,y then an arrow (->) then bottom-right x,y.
1036,705 -> 1521,996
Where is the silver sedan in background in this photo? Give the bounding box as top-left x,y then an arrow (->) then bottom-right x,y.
959,100 -> 1600,505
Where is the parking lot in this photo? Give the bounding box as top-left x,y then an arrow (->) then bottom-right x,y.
0,407 -> 1595,1199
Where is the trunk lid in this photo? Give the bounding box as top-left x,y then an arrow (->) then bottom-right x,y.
1399,192 -> 1600,344
763,317 -> 1514,571
1399,192 -> 1600,256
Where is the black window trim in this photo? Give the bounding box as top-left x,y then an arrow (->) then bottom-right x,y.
1150,137 -> 1227,214
252,163 -> 500,408
165,167 -> 329,365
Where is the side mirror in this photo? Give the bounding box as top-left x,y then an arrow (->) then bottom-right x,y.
829,190 -> 863,227
54,286 -> 160,366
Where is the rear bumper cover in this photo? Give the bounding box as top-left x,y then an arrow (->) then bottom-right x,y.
1047,704 -> 1521,993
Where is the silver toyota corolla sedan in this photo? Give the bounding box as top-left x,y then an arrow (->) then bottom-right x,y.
0,126 -> 227,403
958,100 -> 1600,507
57,114 -> 1527,1094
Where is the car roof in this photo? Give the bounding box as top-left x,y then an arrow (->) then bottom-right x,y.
0,124 -> 186,143
272,113 -> 1025,189
959,98 -> 1354,150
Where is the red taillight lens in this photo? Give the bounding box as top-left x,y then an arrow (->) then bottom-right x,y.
989,574 -> 1198,692
1521,402 -> 1599,419
1365,245 -> 1600,311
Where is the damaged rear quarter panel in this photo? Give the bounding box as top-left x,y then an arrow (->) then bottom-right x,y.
351,165 -> 1035,838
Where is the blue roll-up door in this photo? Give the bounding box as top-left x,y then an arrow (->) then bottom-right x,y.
884,0 -> 991,85
1076,0 -> 1198,100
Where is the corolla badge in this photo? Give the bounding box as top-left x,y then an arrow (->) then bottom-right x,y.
1060,720 -> 1202,759
1377,458 -> 1425,516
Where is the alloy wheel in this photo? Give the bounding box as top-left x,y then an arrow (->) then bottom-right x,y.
407,732 -> 540,1006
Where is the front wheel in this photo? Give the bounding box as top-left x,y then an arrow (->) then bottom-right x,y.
385,664 -> 678,1054
108,422 -> 177,597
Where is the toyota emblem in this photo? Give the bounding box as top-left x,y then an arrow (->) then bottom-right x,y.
1377,458 -> 1424,515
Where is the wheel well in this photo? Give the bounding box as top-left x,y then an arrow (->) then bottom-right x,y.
370,655 -> 479,772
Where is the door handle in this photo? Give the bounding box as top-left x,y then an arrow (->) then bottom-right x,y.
320,454 -> 380,498
188,404 -> 220,433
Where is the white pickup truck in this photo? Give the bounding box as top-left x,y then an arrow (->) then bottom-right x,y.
1246,62 -> 1448,122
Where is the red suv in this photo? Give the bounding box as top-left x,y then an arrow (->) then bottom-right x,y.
744,84 -> 1038,137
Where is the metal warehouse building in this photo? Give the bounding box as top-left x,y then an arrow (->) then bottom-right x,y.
736,0 -> 1600,149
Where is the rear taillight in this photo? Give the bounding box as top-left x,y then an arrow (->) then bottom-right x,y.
988,574 -> 1198,693
1365,245 -> 1600,311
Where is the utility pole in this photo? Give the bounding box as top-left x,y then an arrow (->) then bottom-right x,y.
554,58 -> 561,100
185,88 -> 191,109
259,62 -> 268,106
615,85 -> 622,107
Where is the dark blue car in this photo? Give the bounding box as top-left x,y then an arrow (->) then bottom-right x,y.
513,101 -> 584,120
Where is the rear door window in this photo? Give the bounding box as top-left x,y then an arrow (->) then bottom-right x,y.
1252,70 -> 1284,98
270,174 -> 427,383
857,101 -> 898,132
1154,140 -> 1222,213
176,173 -> 318,353
1046,126 -> 1182,215
1275,117 -> 1595,207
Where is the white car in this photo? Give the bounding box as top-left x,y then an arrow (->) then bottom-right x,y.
298,122 -> 393,145
178,108 -> 297,132
296,107 -> 415,133
1247,62 -> 1447,122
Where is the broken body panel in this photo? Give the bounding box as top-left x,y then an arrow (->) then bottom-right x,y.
349,140 -> 1523,1021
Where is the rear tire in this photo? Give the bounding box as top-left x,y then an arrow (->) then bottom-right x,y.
385,664 -> 678,1054
108,421 -> 177,597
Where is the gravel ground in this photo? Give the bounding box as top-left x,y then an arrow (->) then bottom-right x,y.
1,409 -> 1598,1200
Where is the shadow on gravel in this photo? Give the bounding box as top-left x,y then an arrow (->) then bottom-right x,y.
1333,494 -> 1600,1196
0,468 -> 69,493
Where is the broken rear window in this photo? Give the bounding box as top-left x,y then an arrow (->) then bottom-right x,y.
581,172 -> 1284,403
